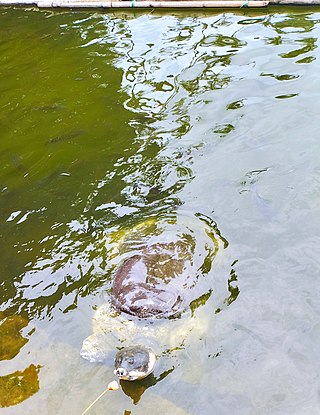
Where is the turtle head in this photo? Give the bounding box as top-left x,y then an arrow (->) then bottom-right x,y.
114,345 -> 156,381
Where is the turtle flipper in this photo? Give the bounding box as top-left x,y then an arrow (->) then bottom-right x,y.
80,332 -> 116,363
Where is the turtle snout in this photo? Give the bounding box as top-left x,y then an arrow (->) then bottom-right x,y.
114,367 -> 126,378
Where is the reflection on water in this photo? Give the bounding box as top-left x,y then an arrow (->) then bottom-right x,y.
1,7 -> 320,415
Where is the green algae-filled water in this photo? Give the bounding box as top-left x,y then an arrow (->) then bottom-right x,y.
2,6 -> 320,414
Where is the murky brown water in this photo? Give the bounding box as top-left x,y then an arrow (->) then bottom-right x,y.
1,6 -> 320,414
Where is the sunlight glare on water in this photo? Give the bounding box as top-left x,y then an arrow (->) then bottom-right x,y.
1,7 -> 320,415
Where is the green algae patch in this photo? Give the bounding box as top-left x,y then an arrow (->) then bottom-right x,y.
189,289 -> 213,317
0,313 -> 29,361
0,364 -> 41,407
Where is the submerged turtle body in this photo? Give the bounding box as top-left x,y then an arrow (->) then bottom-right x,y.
114,345 -> 156,381
81,212 -> 225,378
112,242 -> 188,319
109,212 -> 223,320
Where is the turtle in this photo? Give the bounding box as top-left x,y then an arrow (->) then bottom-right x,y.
114,345 -> 156,381
81,211 -> 226,382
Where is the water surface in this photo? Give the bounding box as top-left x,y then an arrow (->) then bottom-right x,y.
1,7 -> 320,414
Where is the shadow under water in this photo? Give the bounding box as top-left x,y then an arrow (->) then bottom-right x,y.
120,367 -> 174,404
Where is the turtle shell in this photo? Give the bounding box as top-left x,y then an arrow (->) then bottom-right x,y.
114,345 -> 156,381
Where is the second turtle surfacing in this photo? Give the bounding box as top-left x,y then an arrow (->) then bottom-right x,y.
114,345 -> 156,381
